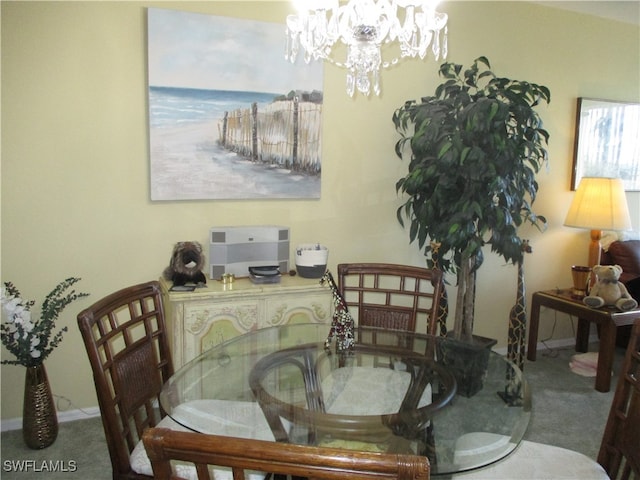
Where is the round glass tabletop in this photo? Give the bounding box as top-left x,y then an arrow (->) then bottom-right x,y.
160,323 -> 531,476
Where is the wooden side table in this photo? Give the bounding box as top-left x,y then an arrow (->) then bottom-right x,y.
527,289 -> 640,392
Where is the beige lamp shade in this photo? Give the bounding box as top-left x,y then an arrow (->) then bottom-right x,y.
564,177 -> 632,231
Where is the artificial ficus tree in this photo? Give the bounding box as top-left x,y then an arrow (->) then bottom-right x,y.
393,56 -> 550,343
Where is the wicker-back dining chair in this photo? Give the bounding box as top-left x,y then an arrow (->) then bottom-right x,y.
334,263 -> 444,463
143,427 -> 430,480
77,280 -> 175,480
337,263 -> 444,336
597,317 -> 640,479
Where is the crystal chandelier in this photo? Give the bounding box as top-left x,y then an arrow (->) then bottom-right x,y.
285,0 -> 448,97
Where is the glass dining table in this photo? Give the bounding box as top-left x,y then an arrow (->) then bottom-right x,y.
160,323 -> 531,477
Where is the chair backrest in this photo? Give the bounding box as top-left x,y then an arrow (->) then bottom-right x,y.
598,318 -> 640,479
143,427 -> 430,480
77,280 -> 173,479
337,263 -> 443,336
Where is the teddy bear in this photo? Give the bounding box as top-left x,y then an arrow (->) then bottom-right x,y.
163,241 -> 207,287
583,264 -> 638,311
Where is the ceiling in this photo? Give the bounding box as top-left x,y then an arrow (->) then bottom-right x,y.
533,1 -> 640,25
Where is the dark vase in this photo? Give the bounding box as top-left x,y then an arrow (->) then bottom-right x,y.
23,363 -> 58,449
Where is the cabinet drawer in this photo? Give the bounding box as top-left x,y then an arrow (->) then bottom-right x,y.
264,293 -> 332,327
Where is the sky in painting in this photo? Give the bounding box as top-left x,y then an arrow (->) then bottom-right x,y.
147,7 -> 324,95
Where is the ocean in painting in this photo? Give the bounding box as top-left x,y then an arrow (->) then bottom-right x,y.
148,86 -> 321,201
149,86 -> 279,129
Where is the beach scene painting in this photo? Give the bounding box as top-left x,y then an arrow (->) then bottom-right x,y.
147,8 -> 324,201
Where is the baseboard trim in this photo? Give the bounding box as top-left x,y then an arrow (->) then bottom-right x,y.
1,406 -> 101,432
492,334 -> 599,356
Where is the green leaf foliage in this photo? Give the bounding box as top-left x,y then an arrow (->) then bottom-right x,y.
392,57 -> 550,275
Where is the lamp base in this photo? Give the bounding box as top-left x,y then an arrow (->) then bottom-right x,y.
588,229 -> 603,267
587,229 -> 603,288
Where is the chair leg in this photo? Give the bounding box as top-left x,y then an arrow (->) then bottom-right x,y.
418,423 -> 438,466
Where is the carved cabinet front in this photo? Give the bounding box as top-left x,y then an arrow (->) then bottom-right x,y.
160,276 -> 332,368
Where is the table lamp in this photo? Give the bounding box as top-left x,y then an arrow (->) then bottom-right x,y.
564,177 -> 632,268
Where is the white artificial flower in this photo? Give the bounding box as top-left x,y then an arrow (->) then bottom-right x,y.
20,320 -> 34,334
2,278 -> 86,366
0,287 -> 10,303
2,298 -> 22,319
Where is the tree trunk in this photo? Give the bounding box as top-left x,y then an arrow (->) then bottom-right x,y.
462,258 -> 476,342
453,255 -> 476,343
453,259 -> 467,340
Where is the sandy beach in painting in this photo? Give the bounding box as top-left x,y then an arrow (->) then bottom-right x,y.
150,121 -> 321,201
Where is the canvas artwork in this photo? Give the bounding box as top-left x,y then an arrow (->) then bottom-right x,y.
572,98 -> 640,191
147,8 -> 324,201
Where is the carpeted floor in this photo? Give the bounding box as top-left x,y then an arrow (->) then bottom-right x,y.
518,343 -> 620,460
1,415 -> 110,479
0,342 -> 624,479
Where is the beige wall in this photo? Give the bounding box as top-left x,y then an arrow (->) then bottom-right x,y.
1,1 -> 639,421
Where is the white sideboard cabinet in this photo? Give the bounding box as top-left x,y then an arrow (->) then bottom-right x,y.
159,276 -> 332,368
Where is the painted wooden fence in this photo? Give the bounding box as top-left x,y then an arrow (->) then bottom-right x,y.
218,97 -> 322,174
